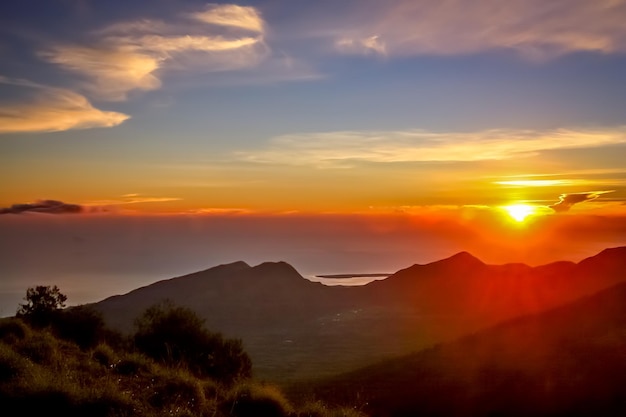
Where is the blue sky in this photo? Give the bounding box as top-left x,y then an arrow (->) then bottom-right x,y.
1,0 -> 626,312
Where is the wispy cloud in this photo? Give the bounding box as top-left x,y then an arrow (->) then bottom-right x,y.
188,4 -> 264,33
185,207 -> 253,215
0,76 -> 129,133
83,194 -> 182,207
495,179 -> 594,187
40,46 -> 163,102
0,200 -> 82,215
549,191 -> 615,212
40,4 -> 268,101
335,35 -> 386,55
332,0 -> 626,58
237,127 -> 626,167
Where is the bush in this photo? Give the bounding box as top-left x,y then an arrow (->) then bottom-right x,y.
134,301 -> 252,383
91,344 -> 117,368
52,306 -> 110,349
114,352 -> 152,376
15,331 -> 58,366
148,371 -> 206,411
0,343 -> 32,382
226,382 -> 294,417
0,318 -> 30,344
74,389 -> 134,417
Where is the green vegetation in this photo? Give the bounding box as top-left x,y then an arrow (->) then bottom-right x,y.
17,285 -> 67,327
1,286 -> 364,417
134,301 -> 251,384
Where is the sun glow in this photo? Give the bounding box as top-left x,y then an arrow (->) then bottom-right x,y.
504,204 -> 536,222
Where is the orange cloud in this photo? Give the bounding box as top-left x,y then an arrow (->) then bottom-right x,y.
41,46 -> 162,101
83,194 -> 182,207
0,76 -> 129,133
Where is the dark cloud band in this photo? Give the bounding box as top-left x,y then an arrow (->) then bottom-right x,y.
0,200 -> 82,215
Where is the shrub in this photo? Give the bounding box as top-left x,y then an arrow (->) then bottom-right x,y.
74,386 -> 134,417
134,301 -> 252,383
148,371 -> 206,411
115,352 -> 152,376
0,343 -> 32,382
91,344 -> 117,368
15,331 -> 58,366
226,382 -> 294,417
0,318 -> 30,344
52,305 -> 110,349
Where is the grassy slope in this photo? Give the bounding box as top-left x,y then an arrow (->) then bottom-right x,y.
0,317 -> 364,417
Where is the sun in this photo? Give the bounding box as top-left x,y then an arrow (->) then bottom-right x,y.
503,204 -> 536,222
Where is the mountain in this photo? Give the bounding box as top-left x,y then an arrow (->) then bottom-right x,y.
92,247 -> 626,382
306,281 -> 626,417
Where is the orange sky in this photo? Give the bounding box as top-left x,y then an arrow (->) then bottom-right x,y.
2,0 -> 626,313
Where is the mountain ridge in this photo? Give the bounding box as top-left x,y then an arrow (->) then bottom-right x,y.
92,246 -> 626,381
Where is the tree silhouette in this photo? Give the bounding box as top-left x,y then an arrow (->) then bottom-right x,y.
17,285 -> 67,327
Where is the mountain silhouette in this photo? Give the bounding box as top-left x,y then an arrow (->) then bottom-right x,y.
93,247 -> 626,381
308,280 -> 626,417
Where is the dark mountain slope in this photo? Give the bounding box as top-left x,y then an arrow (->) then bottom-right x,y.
358,247 -> 625,339
309,281 -> 626,417
98,260 -> 360,332
93,247 -> 626,381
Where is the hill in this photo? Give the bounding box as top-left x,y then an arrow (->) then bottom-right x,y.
0,314 -> 363,417
305,280 -> 626,417
93,247 -> 626,381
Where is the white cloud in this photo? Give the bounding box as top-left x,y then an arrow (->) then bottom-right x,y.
132,34 -> 260,52
0,76 -> 129,133
237,127 -> 626,167
188,4 -> 264,33
41,4 -> 268,101
333,0 -> 626,58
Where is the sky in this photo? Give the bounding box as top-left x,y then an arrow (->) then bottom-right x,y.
1,0 -> 626,314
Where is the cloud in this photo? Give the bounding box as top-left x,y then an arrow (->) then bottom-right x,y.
41,4 -> 267,101
332,0 -> 626,58
0,200 -> 83,215
335,35 -> 387,55
0,76 -> 129,133
186,207 -> 253,215
83,194 -> 182,207
41,46 -> 162,101
549,191 -> 615,212
236,127 -> 626,167
188,4 -> 264,33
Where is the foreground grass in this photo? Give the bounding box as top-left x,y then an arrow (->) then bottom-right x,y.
0,317 -> 365,417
